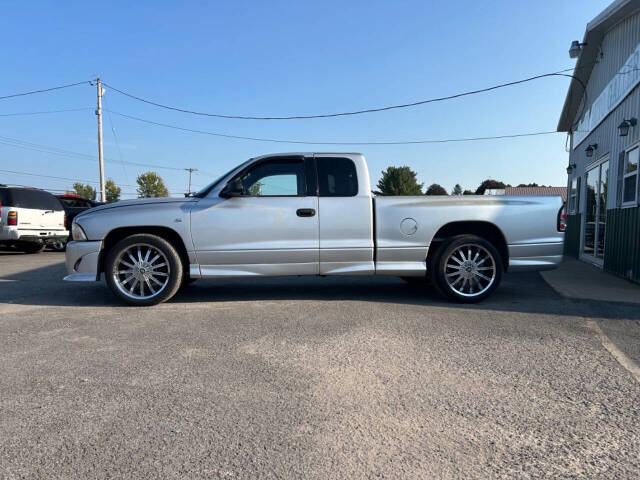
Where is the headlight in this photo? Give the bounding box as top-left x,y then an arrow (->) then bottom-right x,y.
72,222 -> 88,241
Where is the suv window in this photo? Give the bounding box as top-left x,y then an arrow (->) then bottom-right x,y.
1,188 -> 63,210
237,158 -> 306,196
59,197 -> 90,208
59,198 -> 77,207
317,158 -> 358,197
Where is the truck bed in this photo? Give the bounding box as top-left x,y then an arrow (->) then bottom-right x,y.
374,195 -> 565,275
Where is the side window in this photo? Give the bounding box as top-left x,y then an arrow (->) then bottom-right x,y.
238,158 -> 305,196
568,178 -> 578,213
317,158 -> 358,197
60,198 -> 79,208
622,147 -> 638,205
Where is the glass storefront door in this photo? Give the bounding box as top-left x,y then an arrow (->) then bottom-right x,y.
583,159 -> 609,262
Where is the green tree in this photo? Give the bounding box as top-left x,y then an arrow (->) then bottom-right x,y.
475,179 -> 509,195
376,166 -> 423,196
516,182 -> 548,188
463,190 -> 475,195
425,183 -> 448,195
105,178 -> 121,203
451,184 -> 463,196
136,171 -> 169,198
72,183 -> 96,200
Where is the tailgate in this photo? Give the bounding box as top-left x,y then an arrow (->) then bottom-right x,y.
18,207 -> 66,231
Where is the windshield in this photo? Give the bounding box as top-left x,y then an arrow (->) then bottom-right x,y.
194,159 -> 253,198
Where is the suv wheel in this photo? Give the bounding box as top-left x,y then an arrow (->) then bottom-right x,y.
104,234 -> 183,306
433,235 -> 503,303
19,242 -> 46,254
50,239 -> 67,252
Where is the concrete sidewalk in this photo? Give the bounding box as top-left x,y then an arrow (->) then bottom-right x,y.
540,256 -> 640,304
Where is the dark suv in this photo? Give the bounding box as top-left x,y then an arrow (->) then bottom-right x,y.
53,194 -> 102,250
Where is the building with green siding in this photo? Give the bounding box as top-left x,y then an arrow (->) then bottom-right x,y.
558,0 -> 640,283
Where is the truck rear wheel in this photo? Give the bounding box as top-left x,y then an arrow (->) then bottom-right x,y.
104,234 -> 183,306
432,235 -> 503,303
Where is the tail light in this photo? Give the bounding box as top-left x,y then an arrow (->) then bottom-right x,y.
8,210 -> 18,226
557,207 -> 566,232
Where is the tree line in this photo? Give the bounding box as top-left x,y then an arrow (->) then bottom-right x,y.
70,171 -> 170,202
375,166 -> 550,196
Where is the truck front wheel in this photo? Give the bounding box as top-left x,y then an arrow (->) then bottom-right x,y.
432,235 -> 503,303
104,234 -> 183,306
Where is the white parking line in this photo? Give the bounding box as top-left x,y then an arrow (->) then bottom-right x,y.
587,319 -> 640,383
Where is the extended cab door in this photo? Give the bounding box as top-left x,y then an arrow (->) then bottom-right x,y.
314,155 -> 374,274
190,156 -> 320,276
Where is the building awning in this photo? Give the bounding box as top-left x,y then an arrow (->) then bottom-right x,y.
505,186 -> 568,202
557,0 -> 640,132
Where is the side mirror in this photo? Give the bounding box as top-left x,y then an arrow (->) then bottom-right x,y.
220,178 -> 244,198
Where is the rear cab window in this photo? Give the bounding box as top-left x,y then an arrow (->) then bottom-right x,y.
317,157 -> 358,196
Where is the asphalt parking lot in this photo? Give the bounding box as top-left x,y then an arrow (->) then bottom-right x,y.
1,251 -> 639,479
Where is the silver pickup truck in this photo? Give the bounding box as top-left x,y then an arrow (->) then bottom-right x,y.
64,153 -> 564,306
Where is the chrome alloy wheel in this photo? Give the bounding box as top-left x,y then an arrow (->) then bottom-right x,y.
112,243 -> 170,300
444,243 -> 496,297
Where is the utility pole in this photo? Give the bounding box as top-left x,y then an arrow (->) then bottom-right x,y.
185,167 -> 198,195
95,78 -> 106,202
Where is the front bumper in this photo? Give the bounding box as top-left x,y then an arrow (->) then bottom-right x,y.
64,240 -> 102,281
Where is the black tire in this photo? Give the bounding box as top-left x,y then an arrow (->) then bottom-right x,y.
432,234 -> 503,303
179,276 -> 198,291
400,276 -> 427,285
49,239 -> 67,252
104,234 -> 183,306
19,242 -> 46,254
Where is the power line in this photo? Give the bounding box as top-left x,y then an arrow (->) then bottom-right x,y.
0,168 -> 105,185
0,134 -> 188,172
108,110 -> 560,145
0,107 -> 92,117
102,69 -> 584,120
0,135 -> 213,188
0,168 -> 197,195
0,168 -> 137,187
0,80 -> 91,101
103,95 -> 130,182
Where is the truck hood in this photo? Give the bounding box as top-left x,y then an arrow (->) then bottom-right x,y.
77,197 -> 198,217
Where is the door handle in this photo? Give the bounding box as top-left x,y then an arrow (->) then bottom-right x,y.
296,208 -> 316,217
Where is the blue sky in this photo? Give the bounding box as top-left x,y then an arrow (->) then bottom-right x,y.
0,0 -> 607,198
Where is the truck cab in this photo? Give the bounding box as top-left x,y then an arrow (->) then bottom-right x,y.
190,153 -> 375,277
